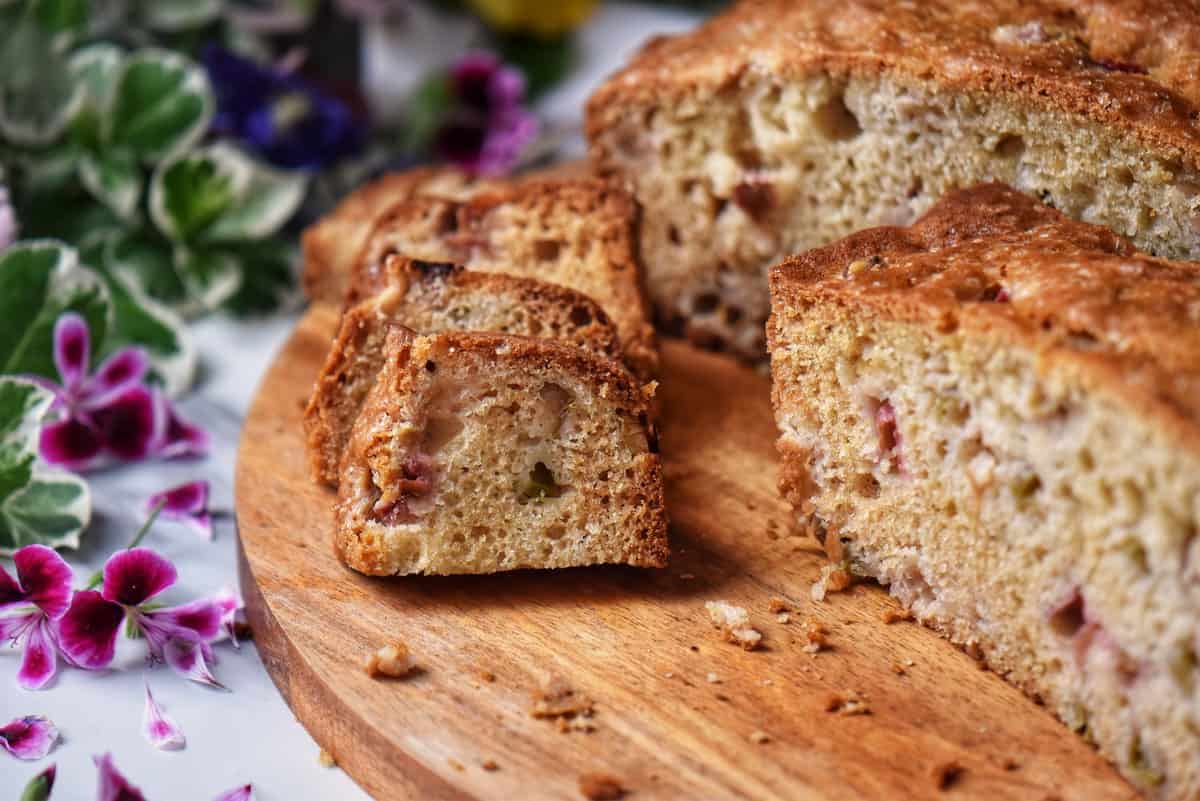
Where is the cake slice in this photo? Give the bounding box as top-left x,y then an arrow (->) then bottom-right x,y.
767,184 -> 1199,800
344,175 -> 658,381
588,0 -> 1200,358
301,167 -> 483,305
334,327 -> 668,576
304,258 -> 624,486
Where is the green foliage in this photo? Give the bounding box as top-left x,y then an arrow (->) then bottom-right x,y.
0,0 -> 305,316
0,377 -> 91,553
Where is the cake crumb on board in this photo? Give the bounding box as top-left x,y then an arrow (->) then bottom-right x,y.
531,673 -> 596,732
579,772 -> 625,800
823,690 -> 870,716
705,600 -> 763,650
749,730 -> 771,744
364,641 -> 414,678
881,607 -> 915,624
317,748 -> 337,768
801,618 -> 830,653
810,563 -> 852,602
482,759 -> 499,772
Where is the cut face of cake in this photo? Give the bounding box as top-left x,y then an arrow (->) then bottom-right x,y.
344,175 -> 658,381
588,0 -> 1200,358
335,328 -> 668,576
304,258 -> 624,486
768,183 -> 1199,800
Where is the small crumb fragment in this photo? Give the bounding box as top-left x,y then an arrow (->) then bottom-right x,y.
767,597 -> 790,614
881,607 -> 915,624
811,563 -> 852,602
891,662 -> 908,676
532,674 -> 595,733
932,761 -> 964,791
705,600 -> 763,650
749,730 -> 771,745
663,671 -> 674,679
447,758 -> 465,772
482,759 -> 499,772
760,679 -> 774,686
364,642 -> 414,678
1001,757 -> 1020,771
706,672 -> 721,684
776,612 -> 791,624
904,658 -> 915,667
801,617 -> 830,653
317,748 -> 337,768
823,690 -> 870,716
579,773 -> 625,801
475,667 -> 497,683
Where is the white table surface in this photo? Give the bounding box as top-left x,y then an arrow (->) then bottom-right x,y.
0,6 -> 701,799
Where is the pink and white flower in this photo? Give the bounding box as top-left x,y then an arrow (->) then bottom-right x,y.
35,313 -> 208,471
0,715 -> 58,760
146,481 -> 212,539
58,548 -> 224,687
142,682 -> 185,750
0,545 -> 73,689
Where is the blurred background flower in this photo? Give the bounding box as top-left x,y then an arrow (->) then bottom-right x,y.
434,52 -> 538,175
0,185 -> 15,251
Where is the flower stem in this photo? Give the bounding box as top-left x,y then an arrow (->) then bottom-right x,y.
83,500 -> 168,590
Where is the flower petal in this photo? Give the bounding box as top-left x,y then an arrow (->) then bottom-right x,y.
83,348 -> 149,409
90,387 -> 163,463
213,588 -> 243,649
143,599 -> 221,642
19,764 -> 56,801
141,682 -> 185,750
39,417 -> 104,471
57,590 -> 124,669
163,638 -> 225,689
212,784 -> 253,801
101,548 -> 176,606
0,563 -> 24,610
17,618 -> 58,690
52,313 -> 90,392
95,753 -> 148,801
13,545 -> 74,620
159,400 -> 210,459
0,610 -> 36,642
146,481 -> 212,539
0,715 -> 58,760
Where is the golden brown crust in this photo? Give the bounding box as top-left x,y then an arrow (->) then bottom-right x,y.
333,328 -> 669,573
301,167 -> 481,304
769,182 -> 1200,456
303,258 -> 627,486
346,175 -> 659,382
587,0 -> 1200,169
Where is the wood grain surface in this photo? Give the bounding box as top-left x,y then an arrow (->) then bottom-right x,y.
235,306 -> 1139,801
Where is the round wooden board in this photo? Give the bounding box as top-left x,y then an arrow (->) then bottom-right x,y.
236,306 -> 1138,801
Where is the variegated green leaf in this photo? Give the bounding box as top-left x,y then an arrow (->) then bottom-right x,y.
79,148 -> 142,220
106,48 -> 213,164
0,18 -> 84,146
0,241 -> 110,379
148,150 -> 235,242
202,143 -> 308,242
175,246 -> 242,313
0,378 -> 90,554
141,0 -> 222,31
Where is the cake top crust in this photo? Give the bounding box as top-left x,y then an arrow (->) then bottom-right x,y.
588,0 -> 1200,164
771,183 -> 1200,448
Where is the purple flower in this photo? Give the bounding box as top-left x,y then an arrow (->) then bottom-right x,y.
212,587 -> 244,649
213,785 -> 254,801
0,715 -> 58,760
142,682 -> 185,751
146,481 -> 212,539
36,314 -> 208,470
434,52 -> 538,177
0,185 -> 16,251
203,45 -> 363,169
0,545 -> 73,690
58,548 -> 224,687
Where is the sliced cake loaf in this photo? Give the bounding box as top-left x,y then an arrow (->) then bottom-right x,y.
334,327 -> 668,576
304,258 -> 624,486
588,0 -> 1200,358
301,166 -> 483,305
767,184 -> 1199,800
345,175 -> 658,381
